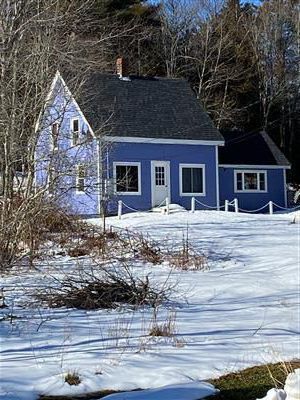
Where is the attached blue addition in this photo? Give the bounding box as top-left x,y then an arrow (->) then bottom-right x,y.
219,167 -> 287,212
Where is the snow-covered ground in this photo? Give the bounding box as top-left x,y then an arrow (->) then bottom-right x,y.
0,210 -> 299,400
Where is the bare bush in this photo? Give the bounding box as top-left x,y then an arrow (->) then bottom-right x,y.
167,233 -> 208,271
63,227 -> 120,259
67,247 -> 90,258
168,248 -> 208,271
35,263 -> 170,310
137,235 -> 162,265
114,230 -> 163,264
149,310 -> 177,337
0,198 -> 83,269
113,228 -> 208,271
64,371 -> 81,386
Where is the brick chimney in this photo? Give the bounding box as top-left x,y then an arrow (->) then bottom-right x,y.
116,57 -> 127,78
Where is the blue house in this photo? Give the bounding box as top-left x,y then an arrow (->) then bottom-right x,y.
35,63 -> 290,215
219,131 -> 290,211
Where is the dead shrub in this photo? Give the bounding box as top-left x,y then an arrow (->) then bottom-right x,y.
168,249 -> 207,271
20,202 -> 81,265
67,246 -> 90,258
41,206 -> 77,233
65,231 -> 119,258
84,235 -> 108,254
35,264 -> 170,310
105,230 -> 119,240
149,323 -> 173,337
149,310 -> 177,337
166,231 -> 208,271
64,371 -> 81,386
0,195 -> 29,269
52,221 -> 121,260
139,241 -> 162,264
123,231 -> 163,264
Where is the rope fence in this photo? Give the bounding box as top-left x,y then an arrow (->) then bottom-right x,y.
272,202 -> 300,211
193,198 -> 226,210
118,197 -> 169,219
116,196 -> 300,220
238,203 -> 270,213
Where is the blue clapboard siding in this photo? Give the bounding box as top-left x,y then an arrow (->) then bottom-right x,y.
219,167 -> 286,211
35,79 -> 99,216
106,142 -> 218,213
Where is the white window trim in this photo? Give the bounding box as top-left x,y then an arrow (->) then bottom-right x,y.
76,164 -> 86,194
113,161 -> 141,196
70,117 -> 80,146
179,163 -> 206,197
234,169 -> 268,193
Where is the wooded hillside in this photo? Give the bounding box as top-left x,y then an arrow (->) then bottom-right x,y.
77,0 -> 299,182
0,0 -> 299,189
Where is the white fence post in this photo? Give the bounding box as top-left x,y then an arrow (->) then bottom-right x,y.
191,197 -> 195,213
234,198 -> 239,213
225,200 -> 229,212
269,201 -> 273,215
118,200 -> 122,220
165,197 -> 170,215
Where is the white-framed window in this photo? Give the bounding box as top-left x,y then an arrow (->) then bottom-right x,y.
51,122 -> 59,150
179,164 -> 206,196
113,162 -> 141,195
234,170 -> 267,193
71,118 -> 80,145
76,164 -> 86,193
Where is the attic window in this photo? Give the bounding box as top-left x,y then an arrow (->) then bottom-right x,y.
235,170 -> 267,192
71,118 -> 79,145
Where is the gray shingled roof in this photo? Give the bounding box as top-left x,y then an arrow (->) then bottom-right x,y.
77,73 -> 223,142
219,131 -> 290,167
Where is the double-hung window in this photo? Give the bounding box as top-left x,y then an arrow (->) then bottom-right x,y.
71,118 -> 80,145
76,164 -> 86,193
180,164 -> 205,196
114,162 -> 141,195
235,170 -> 267,192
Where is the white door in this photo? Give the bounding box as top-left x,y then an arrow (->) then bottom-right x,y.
151,161 -> 170,207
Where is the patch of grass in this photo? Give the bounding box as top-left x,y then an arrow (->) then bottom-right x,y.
207,361 -> 300,400
64,371 -> 81,386
149,310 -> 177,337
149,323 -> 173,337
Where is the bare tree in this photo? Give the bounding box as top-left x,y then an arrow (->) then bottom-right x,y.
0,0 -> 137,268
250,0 -> 300,146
